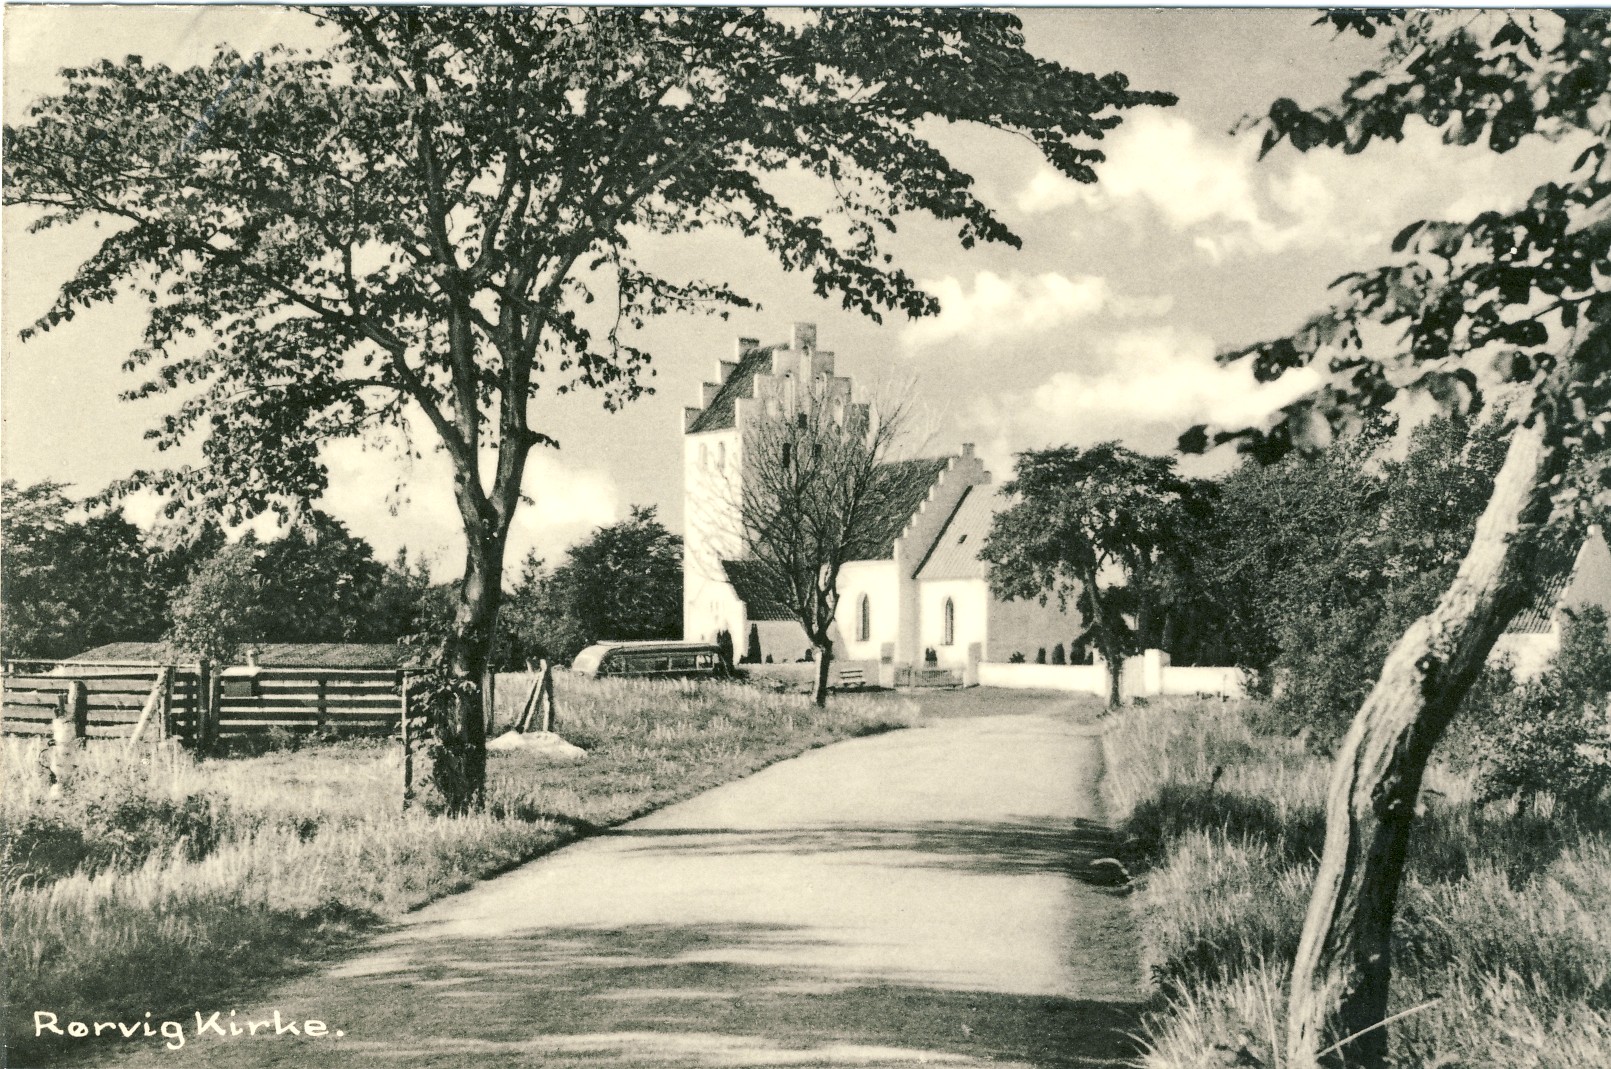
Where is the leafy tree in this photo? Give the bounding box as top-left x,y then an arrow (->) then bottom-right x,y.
1267,415 -> 1507,739
1181,12 -> 1611,1067
4,8 -> 1170,812
1199,416 -> 1508,739
509,507 -> 682,666
0,480 -> 171,660
367,547 -> 436,645
982,442 -> 1203,708
1193,426 -> 1386,678
164,542 -> 261,663
165,510 -> 387,660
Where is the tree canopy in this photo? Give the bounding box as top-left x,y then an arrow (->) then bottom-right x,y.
164,510 -> 390,661
5,7 -> 1170,526
508,506 -> 683,666
981,442 -> 1205,706
1186,10 -> 1610,530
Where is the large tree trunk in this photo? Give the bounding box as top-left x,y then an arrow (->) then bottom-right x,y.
1285,413 -> 1558,1068
812,638 -> 833,708
405,524 -> 506,816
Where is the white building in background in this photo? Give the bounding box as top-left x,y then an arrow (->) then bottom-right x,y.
681,322 -> 1081,678
1490,527 -> 1611,678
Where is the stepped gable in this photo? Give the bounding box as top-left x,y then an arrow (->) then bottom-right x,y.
686,341 -> 780,434
913,484 -> 998,581
847,457 -> 952,561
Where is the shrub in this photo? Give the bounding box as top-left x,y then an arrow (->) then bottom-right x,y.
1106,695 -> 1611,1069
1468,608 -> 1611,808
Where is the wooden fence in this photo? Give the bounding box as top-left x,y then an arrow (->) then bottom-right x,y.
2,662 -> 407,746
1,663 -> 202,741
216,668 -> 403,738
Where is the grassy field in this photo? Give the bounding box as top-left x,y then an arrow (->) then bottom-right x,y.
2,674 -> 917,1064
1103,698 -> 1611,1069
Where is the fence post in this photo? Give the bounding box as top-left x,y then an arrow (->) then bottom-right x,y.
69,679 -> 88,742
316,675 -> 328,732
207,667 -> 223,750
49,683 -> 87,798
400,674 -> 413,813
539,662 -> 557,733
197,660 -> 212,752
156,666 -> 174,742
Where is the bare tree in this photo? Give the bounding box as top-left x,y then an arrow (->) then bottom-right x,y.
733,380 -> 924,706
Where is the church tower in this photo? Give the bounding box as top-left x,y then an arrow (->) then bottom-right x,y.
680,323 -> 854,649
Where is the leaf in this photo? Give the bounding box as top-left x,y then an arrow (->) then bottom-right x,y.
1391,220 -> 1426,253
1570,143 -> 1604,174
1491,21 -> 1525,48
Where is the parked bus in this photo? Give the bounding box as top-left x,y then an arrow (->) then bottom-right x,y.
569,641 -> 729,681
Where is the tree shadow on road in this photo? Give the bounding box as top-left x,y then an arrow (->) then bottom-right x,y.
304,922 -> 1141,1068
601,817 -> 1132,891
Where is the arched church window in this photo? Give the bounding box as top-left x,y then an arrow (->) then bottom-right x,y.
857,594 -> 871,642
717,442 -> 726,470
943,598 -> 955,646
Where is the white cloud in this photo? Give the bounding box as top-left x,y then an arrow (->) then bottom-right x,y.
971,325 -> 1323,454
902,271 -> 1171,350
1015,113 -> 1447,263
319,439 -> 620,579
1019,113 -> 1281,256
1020,112 -> 1592,266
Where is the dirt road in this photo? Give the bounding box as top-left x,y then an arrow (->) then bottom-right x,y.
94,690 -> 1142,1068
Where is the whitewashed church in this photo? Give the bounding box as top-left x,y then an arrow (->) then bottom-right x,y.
682,323 -> 1082,679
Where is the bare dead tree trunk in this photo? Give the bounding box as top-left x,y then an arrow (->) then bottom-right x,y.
1286,411 -> 1559,1068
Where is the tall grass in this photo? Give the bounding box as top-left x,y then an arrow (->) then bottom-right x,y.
1103,698 -> 1611,1068
3,674 -> 916,1063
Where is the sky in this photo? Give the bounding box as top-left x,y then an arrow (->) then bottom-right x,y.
1,6 -> 1582,579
